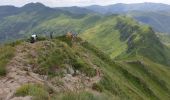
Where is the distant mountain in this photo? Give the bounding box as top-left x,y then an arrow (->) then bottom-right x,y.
0,3 -> 74,43
85,3 -> 170,34
85,3 -> 170,14
127,11 -> 170,34
58,6 -> 95,14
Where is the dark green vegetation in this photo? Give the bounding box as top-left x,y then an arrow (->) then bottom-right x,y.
0,3 -> 170,100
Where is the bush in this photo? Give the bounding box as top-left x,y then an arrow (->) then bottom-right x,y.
15,84 -> 49,100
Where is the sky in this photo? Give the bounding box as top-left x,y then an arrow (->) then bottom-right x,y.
0,0 -> 170,7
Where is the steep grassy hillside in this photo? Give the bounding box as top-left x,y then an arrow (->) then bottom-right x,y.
81,16 -> 170,66
30,14 -> 102,36
0,36 -> 170,100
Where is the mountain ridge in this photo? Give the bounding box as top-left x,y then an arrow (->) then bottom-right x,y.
0,3 -> 170,100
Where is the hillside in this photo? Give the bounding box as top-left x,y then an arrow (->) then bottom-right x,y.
0,36 -> 170,100
0,3 -> 170,100
1,3 -> 170,43
0,3 -> 75,43
80,16 -> 170,66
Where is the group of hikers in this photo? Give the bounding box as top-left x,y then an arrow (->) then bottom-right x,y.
30,31 -> 77,43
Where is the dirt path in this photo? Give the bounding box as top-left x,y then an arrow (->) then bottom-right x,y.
0,43 -> 44,100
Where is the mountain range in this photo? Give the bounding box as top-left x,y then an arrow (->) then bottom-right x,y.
85,3 -> 170,34
0,2 -> 170,100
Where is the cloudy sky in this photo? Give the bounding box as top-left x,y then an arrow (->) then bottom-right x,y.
0,0 -> 170,7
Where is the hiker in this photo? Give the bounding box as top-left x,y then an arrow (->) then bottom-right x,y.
30,34 -> 37,43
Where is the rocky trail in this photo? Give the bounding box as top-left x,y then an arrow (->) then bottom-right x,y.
0,41 -> 102,100
0,43 -> 44,100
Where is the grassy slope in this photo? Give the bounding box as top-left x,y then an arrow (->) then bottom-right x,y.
0,5 -> 70,43
78,39 -> 170,100
79,15 -> 170,99
13,14 -> 170,99
0,45 -> 15,76
0,35 -> 169,100
30,14 -> 102,36
80,15 -> 170,66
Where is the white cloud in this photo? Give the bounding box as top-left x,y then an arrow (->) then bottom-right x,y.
0,0 -> 170,7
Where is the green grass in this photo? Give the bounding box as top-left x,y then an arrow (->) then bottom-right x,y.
28,37 -> 96,77
15,84 -> 49,100
0,45 -> 15,76
51,91 -> 110,100
0,36 -> 169,100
